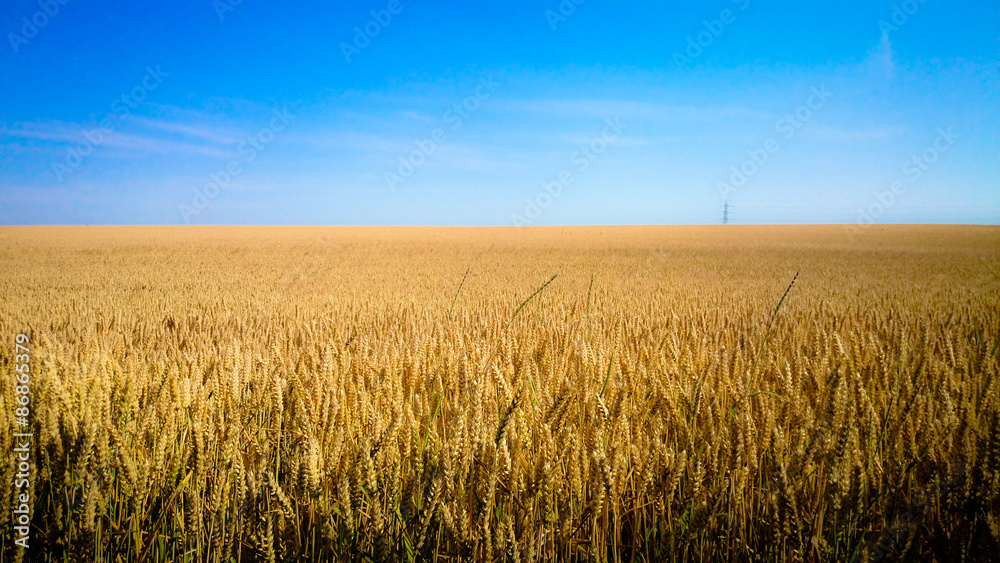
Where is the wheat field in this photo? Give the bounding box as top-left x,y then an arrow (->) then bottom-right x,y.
1,225 -> 998,562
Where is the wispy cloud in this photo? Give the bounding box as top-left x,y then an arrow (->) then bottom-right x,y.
430,144 -> 534,174
807,125 -> 906,142
284,131 -> 402,153
865,31 -> 896,79
3,120 -> 233,158
499,98 -> 772,122
0,105 -> 250,160
129,116 -> 240,146
400,110 -> 436,124
539,132 -> 655,147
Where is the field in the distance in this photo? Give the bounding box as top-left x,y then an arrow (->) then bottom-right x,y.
1,225 -> 998,562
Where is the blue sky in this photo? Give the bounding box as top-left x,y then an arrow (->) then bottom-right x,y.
0,0 -> 997,226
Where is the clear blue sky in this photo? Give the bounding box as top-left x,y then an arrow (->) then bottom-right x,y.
1,0 -> 997,226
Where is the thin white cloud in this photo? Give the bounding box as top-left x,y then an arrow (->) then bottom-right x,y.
96,132 -> 233,158
807,125 -> 906,142
865,31 -> 896,79
283,131 -> 401,153
430,143 -> 534,173
129,116 -> 239,146
4,121 -> 232,158
401,110 -> 436,124
542,132 -> 655,147
4,122 -> 80,143
498,98 -> 772,122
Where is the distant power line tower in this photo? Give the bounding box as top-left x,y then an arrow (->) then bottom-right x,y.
723,200 -> 730,225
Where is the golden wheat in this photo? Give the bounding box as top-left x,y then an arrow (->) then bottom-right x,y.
0,225 -> 998,561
